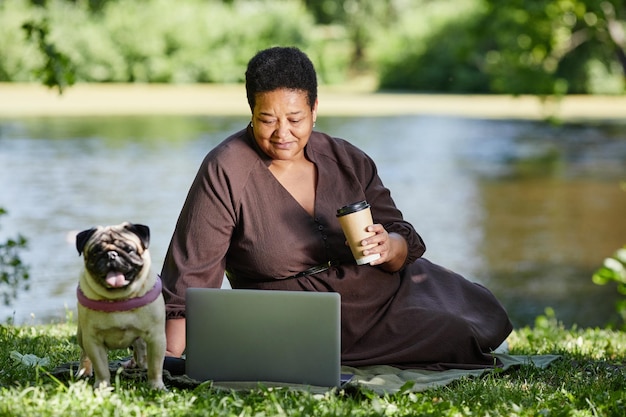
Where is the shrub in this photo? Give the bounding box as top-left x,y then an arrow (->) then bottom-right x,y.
593,245 -> 626,328
0,0 -> 45,82
374,1 -> 490,92
0,208 -> 30,307
0,0 -> 351,85
592,183 -> 626,329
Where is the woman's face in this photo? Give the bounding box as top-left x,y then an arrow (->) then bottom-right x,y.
251,88 -> 317,162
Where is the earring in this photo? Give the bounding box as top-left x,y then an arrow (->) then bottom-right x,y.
250,121 -> 253,128
313,121 -> 316,128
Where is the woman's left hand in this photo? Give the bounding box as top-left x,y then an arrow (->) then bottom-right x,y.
361,224 -> 408,272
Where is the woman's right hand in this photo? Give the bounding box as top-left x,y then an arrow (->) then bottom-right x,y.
362,225 -> 408,272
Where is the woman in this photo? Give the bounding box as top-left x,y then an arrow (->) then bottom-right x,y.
161,46 -> 513,370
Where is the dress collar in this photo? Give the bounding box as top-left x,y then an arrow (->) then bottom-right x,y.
77,277 -> 162,312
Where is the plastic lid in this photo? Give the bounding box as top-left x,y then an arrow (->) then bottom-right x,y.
336,200 -> 369,216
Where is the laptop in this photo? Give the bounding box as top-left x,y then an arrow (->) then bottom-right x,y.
185,288 -> 345,387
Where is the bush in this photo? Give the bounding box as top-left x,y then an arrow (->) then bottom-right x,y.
0,0 -> 46,82
3,0 -> 624,94
0,208 -> 30,307
593,245 -> 626,328
0,0 -> 350,85
374,1 -> 491,92
375,0 -> 625,94
592,183 -> 626,329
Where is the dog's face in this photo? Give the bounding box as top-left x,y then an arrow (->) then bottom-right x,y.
76,222 -> 150,289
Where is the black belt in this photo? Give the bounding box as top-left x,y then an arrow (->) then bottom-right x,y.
283,260 -> 341,280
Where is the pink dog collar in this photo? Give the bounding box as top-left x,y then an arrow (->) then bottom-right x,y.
77,277 -> 162,312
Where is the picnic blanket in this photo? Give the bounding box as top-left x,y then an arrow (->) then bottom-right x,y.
340,354 -> 561,394
50,353 -> 561,394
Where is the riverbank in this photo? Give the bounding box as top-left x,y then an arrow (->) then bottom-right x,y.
2,82 -> 626,120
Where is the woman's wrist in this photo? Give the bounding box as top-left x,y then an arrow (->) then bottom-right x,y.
381,232 -> 408,272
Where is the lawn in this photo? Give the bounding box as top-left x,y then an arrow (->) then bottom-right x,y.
1,309 -> 625,416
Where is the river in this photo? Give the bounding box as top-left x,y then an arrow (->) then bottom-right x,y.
1,114 -> 625,328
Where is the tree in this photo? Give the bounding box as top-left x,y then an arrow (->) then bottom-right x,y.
22,18 -> 75,94
378,0 -> 626,94
482,0 -> 626,95
304,0 -> 399,72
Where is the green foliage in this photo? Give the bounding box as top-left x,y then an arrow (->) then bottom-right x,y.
305,0 -> 349,25
375,1 -> 492,93
2,0 -> 625,94
376,0 -> 626,94
593,245 -> 626,327
1,319 -> 625,416
0,0 -> 45,83
481,0 -> 626,95
592,182 -> 626,329
0,208 -> 30,307
304,0 -> 399,72
22,17 -> 76,94
0,0 -> 344,85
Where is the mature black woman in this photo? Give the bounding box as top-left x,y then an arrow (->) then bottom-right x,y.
161,46 -> 513,371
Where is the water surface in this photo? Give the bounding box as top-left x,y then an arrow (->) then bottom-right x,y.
1,115 -> 625,327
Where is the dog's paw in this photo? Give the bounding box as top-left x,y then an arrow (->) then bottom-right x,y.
120,357 -> 137,369
149,379 -> 167,391
93,379 -> 113,391
76,358 -> 93,379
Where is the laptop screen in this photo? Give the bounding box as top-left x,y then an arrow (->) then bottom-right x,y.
185,288 -> 342,387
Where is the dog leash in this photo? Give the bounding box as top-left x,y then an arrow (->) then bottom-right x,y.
76,277 -> 162,312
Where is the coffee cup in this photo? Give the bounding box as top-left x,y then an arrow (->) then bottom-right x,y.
336,201 -> 381,265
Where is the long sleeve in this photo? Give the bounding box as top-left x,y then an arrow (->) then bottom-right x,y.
161,129 -> 256,318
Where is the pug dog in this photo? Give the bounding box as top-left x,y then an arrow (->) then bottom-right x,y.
75,222 -> 166,390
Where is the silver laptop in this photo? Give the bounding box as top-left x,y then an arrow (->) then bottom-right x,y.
185,288 -> 342,387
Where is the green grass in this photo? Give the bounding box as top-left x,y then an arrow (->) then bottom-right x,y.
1,310 -> 625,416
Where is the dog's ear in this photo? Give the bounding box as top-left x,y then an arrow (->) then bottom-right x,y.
126,223 -> 150,249
76,228 -> 98,255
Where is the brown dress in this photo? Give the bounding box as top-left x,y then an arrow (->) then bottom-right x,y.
161,126 -> 513,370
